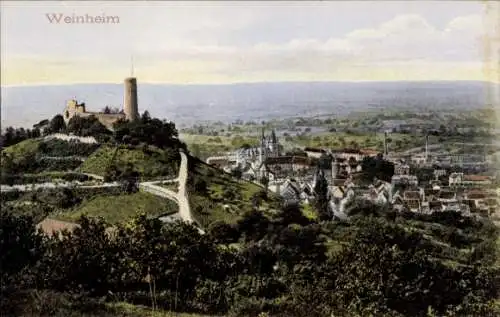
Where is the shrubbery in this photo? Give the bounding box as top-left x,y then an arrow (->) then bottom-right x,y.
38,139 -> 100,157
1,172 -> 91,185
2,201 -> 498,317
113,111 -> 186,151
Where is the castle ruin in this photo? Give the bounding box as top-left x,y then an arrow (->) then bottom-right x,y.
63,77 -> 139,129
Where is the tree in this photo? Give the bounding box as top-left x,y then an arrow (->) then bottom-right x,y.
119,164 -> 140,193
0,210 -> 44,289
260,175 -> 269,191
49,115 -> 66,133
113,112 -> 185,150
141,110 -> 151,123
361,156 -> 395,183
231,168 -> 243,179
314,171 -> 330,221
66,115 -> 109,137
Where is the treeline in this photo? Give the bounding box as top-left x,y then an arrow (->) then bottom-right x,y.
1,204 -> 499,317
0,127 -> 42,148
112,111 -> 186,151
2,111 -> 186,151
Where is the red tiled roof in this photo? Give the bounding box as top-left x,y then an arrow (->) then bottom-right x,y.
37,219 -> 78,235
331,148 -> 379,155
332,148 -> 362,154
467,191 -> 487,199
360,149 -> 380,155
463,175 -> 490,182
304,147 -> 326,153
333,179 -> 347,186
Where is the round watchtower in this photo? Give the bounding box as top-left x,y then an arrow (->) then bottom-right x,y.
124,77 -> 139,121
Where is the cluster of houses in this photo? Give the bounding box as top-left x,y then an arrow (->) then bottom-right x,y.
205,129 -> 498,220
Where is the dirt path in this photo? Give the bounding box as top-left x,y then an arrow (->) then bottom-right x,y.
140,151 -> 196,225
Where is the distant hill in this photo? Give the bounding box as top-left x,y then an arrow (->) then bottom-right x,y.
1,81 -> 495,128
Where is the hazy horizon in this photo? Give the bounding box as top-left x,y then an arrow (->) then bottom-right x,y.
2,81 -> 494,129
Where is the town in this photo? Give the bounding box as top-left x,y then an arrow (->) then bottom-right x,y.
2,1 -> 499,317
204,126 -> 499,221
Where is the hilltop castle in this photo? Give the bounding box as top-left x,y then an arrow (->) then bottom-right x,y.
63,77 -> 139,129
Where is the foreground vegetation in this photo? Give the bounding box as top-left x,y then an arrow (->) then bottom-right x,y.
2,202 -> 498,317
1,106 -> 498,316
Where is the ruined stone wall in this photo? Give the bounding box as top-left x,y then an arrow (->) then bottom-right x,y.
93,113 -> 126,129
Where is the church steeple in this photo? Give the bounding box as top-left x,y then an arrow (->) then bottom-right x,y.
271,129 -> 277,144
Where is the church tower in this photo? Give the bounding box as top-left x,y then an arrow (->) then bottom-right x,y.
270,129 -> 279,156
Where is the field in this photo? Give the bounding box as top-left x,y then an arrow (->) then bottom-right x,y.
187,156 -> 281,228
180,131 -> 442,155
52,191 -> 178,225
180,133 -> 259,160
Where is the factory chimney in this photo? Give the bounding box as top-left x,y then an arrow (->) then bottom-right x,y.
124,77 -> 139,121
384,131 -> 388,156
425,134 -> 429,162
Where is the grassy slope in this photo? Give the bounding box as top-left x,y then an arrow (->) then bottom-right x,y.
53,191 -> 178,224
2,138 -> 41,162
187,156 -> 280,228
79,145 -> 179,180
78,145 -> 118,176
113,147 -> 178,180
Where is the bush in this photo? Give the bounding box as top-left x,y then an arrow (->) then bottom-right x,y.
1,200 -> 498,317
38,139 -> 100,157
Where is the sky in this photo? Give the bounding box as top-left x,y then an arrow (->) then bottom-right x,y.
1,0 -> 499,85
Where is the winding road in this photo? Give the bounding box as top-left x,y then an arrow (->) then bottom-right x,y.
2,150 -> 200,231
140,151 -> 195,224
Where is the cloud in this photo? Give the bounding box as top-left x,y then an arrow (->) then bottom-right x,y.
2,9 -> 498,85
137,14 -> 490,71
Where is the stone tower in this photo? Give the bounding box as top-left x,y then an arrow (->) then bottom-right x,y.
124,77 -> 139,121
